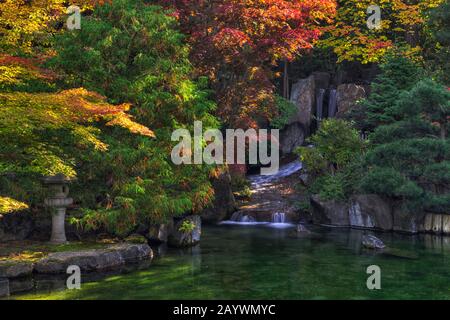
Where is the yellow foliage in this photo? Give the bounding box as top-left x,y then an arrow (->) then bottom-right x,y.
0,196 -> 29,214
0,0 -> 108,54
0,0 -> 66,53
319,0 -> 445,63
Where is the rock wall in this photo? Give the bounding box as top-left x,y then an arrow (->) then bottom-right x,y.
201,171 -> 237,224
310,195 -> 349,226
280,122 -> 306,155
289,75 -> 316,133
311,194 -> 450,235
421,214 -> 450,234
336,84 -> 366,118
284,72 -> 367,156
349,195 -> 393,230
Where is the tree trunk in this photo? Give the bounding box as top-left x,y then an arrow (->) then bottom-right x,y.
283,60 -> 289,99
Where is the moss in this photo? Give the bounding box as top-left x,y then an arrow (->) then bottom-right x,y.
124,234 -> 147,244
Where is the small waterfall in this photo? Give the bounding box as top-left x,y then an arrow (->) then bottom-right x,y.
327,89 -> 337,118
316,89 -> 325,121
241,215 -> 256,223
272,212 -> 286,223
230,211 -> 242,222
230,211 -> 256,223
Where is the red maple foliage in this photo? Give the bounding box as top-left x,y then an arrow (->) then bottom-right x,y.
162,0 -> 336,128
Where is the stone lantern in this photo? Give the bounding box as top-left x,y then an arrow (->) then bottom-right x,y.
42,174 -> 73,244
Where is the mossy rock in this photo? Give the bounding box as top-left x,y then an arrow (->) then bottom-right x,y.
124,234 -> 148,244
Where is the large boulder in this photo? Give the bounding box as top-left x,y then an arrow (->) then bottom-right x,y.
147,222 -> 173,244
0,210 -> 33,241
289,75 -> 315,133
201,171 -> 236,224
0,261 -> 34,279
280,122 -> 306,155
349,195 -> 393,230
310,195 -> 349,226
336,84 -> 366,118
34,243 -> 152,274
168,215 -> 202,248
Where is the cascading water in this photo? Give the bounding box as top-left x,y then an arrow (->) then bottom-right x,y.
249,161 -> 302,190
328,89 -> 337,118
241,215 -> 256,223
230,211 -> 242,221
316,89 -> 325,121
220,161 -> 301,228
225,211 -> 260,225
272,212 -> 286,223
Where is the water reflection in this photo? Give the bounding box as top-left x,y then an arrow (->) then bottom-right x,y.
11,225 -> 450,300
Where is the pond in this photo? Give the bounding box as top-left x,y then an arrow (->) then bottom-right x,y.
12,224 -> 450,300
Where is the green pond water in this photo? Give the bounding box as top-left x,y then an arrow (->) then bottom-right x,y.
12,224 -> 450,300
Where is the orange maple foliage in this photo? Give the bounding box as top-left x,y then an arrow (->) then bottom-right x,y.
0,53 -> 154,138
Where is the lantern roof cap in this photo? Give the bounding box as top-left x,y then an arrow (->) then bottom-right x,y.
42,174 -> 74,185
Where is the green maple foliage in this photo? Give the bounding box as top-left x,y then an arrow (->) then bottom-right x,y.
51,0 -> 219,235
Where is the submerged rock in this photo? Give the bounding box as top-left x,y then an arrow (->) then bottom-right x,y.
382,248 -> 419,260
34,243 -> 152,274
362,235 -> 386,250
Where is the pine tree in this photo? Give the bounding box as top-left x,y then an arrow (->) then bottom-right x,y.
349,55 -> 422,132
361,79 -> 450,213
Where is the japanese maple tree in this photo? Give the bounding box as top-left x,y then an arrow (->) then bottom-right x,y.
163,0 -> 336,128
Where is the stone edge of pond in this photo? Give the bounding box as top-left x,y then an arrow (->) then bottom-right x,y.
0,243 -> 153,297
